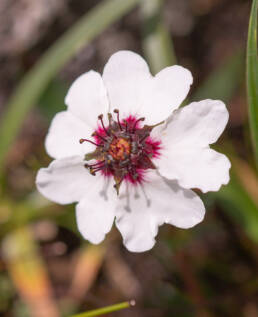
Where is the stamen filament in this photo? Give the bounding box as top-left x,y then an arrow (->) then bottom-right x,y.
114,109 -> 122,131
139,134 -> 149,143
92,132 -> 107,142
85,160 -> 105,168
124,120 -> 128,133
90,166 -> 105,174
98,114 -> 110,136
79,139 -> 103,147
132,117 -> 145,132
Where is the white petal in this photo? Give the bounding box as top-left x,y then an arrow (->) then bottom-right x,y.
65,71 -> 109,128
45,111 -> 94,159
158,147 -> 231,193
162,99 -> 229,147
140,65 -> 193,124
115,172 -> 205,252
103,50 -> 151,117
103,51 -> 192,124
36,156 -> 98,204
76,182 -> 116,244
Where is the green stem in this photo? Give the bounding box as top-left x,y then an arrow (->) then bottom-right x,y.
0,0 -> 140,175
70,301 -> 135,317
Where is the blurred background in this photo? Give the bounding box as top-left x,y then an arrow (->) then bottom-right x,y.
0,0 -> 257,316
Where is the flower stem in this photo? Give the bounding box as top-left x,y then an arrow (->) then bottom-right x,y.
70,300 -> 135,317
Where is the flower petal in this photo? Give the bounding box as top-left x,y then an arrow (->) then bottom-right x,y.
115,172 -> 205,252
158,147 -> 231,193
103,50 -> 151,117
158,99 -> 230,192
76,184 -> 116,244
162,99 -> 229,147
36,156 -> 97,204
65,70 -> 109,128
103,51 -> 192,124
140,65 -> 193,124
45,111 -> 94,159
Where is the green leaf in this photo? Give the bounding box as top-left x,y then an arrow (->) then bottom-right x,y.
192,50 -> 244,102
141,0 -> 176,73
0,0 -> 141,174
70,301 -> 134,317
247,0 -> 258,168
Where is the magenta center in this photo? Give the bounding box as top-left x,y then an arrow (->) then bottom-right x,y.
80,110 -> 161,194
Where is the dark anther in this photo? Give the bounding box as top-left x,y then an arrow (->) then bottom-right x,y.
114,109 -> 122,131
98,114 -> 110,136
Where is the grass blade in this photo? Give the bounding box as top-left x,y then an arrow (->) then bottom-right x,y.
246,0 -> 258,167
0,0 -> 140,173
70,301 -> 135,317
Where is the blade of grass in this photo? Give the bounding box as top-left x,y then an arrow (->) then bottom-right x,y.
246,0 -> 258,168
0,0 -> 141,174
70,301 -> 135,317
141,0 -> 176,73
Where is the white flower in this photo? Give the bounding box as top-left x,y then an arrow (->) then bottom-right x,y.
36,51 -> 230,253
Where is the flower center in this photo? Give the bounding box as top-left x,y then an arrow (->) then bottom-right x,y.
109,138 -> 131,160
80,110 -> 162,194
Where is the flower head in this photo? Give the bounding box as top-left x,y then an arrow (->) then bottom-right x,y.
36,51 -> 230,252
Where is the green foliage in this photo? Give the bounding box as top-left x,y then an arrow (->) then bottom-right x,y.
247,0 -> 258,167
